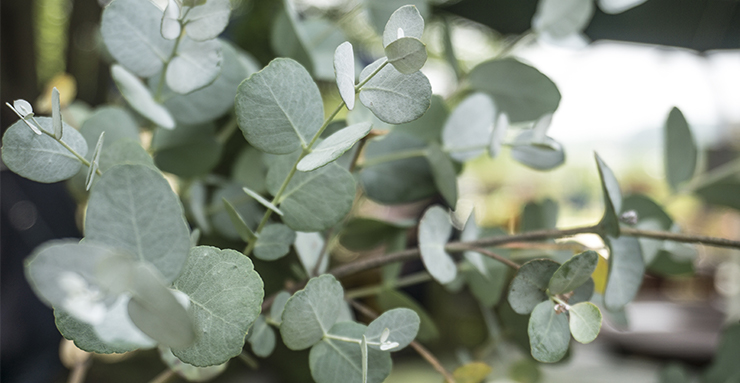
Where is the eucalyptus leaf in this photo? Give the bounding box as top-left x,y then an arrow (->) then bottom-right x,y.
267,153 -> 355,232
466,256 -> 509,308
298,122 -> 372,172
166,37 -> 222,94
1,117 -> 87,183
280,275 -> 344,350
532,0 -> 594,39
664,107 -> 697,192
222,197 -> 255,242
569,278 -> 595,305
385,37 -> 427,74
548,250 -> 598,295
395,94 -> 448,143
55,310 -> 141,354
364,308 -> 420,351
270,4 -> 313,75
568,302 -> 601,344
460,213 -> 487,277
80,107 -> 140,150
294,231 -> 329,276
595,153 -> 622,237
377,289 -> 439,342
159,347 -> 228,382
183,0 -> 231,41
418,205 -> 457,284
334,41 -> 356,110
85,132 -> 104,190
243,186 -> 283,216
232,147 -> 268,194
152,123 -> 222,178
443,92 -> 495,162
111,64 -> 175,129
382,4 -> 425,46
52,87 -> 63,139
510,131 -> 565,171
597,0 -> 649,14
695,179 -> 740,211
489,113 -> 509,158
254,224 -> 295,261
98,139 -> 155,172
469,58 -> 560,123
171,246 -> 264,367
508,259 -> 560,315
603,236 -> 644,311
160,0 -> 181,40
269,291 -> 292,324
101,0 -> 174,77
425,143 -> 458,208
248,315 -> 276,358
85,164 -> 191,282
210,184 -> 264,241
235,58 -> 323,154
309,322 -> 392,383
358,58 -> 432,125
520,198 -> 559,233
528,300 -> 570,363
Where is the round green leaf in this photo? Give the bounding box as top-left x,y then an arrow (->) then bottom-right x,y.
548,250 -> 599,295
160,0 -> 181,40
510,131 -> 565,171
385,37 -> 427,74
151,123 -> 222,178
298,122 -> 372,172
280,275 -> 344,350
418,205 -> 457,284
232,146 -> 268,194
55,310 -> 141,354
532,0 -> 594,38
183,0 -> 231,41
382,4 -> 425,47
101,0 -> 174,77
395,94 -> 448,143
253,224 -> 296,261
568,278 -> 595,305
364,308 -> 420,351
267,154 -> 355,232
171,246 -> 264,366
568,302 -> 602,344
469,58 -> 561,123
334,41 -> 356,110
442,92 -> 495,162
309,322 -> 392,383
377,288 -> 439,342
425,143 -> 458,208
358,58 -> 432,125
528,300 -> 570,363
166,37 -> 222,94
508,259 -> 560,315
247,315 -> 276,358
664,107 -> 697,192
85,164 -> 191,283
80,107 -> 140,151
111,64 -> 175,129
269,291 -> 292,324
1,117 -> 87,183
603,236 -> 644,311
235,58 -> 324,154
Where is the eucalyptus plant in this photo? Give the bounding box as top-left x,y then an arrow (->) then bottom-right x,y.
3,0 -> 740,382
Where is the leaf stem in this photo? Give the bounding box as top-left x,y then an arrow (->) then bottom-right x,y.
154,22 -> 187,102
33,120 -> 103,177
355,59 -> 389,91
147,369 -> 176,383
66,358 -> 92,383
679,156 -> 740,194
620,227 -> 740,248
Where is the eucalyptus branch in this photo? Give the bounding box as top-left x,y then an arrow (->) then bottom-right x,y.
67,358 -> 92,383
620,227 -> 740,249
455,245 -> 521,270
355,60 -> 388,90
154,12 -> 189,102
348,300 -> 456,383
344,270 -> 434,299
148,368 -> 176,383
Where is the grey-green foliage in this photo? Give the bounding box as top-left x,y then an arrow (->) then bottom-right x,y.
532,0 -> 594,39
365,0 -> 429,35
210,184 -> 264,240
159,347 -> 228,382
382,4 -> 425,47
568,302 -> 602,344
1,117 -> 87,183
248,315 -> 276,358
298,122 -> 372,172
603,236 -> 644,311
528,300 -> 570,363
425,143 -> 458,208
280,275 -> 345,350
364,308 -> 420,351
80,107 -> 140,150
595,153 -> 623,237
664,107 -> 697,191
443,92 -> 495,162
253,224 -> 295,261
111,64 -> 175,129
548,250 -> 598,295
152,123 -> 222,178
385,37 -> 427,74
418,205 -> 457,284
510,130 -> 565,171
165,37 -> 222,94
358,58 -> 432,124
508,259 -> 560,314
334,41 -> 356,110
172,246 -> 264,366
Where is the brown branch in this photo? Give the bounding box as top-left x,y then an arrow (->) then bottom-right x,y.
455,245 -> 521,270
620,227 -> 740,249
348,300 -> 456,383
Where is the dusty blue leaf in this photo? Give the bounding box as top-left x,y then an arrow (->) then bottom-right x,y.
183,0 -> 231,41
280,275 -> 344,350
664,107 -> 697,192
385,37 -> 427,74
111,64 -> 175,129
248,315 -> 276,358
382,4 -> 425,46
568,302 -> 601,344
595,153 -> 623,237
508,259 -> 560,314
254,224 -> 295,261
425,144 -> 458,208
510,131 -> 565,171
548,250 -> 598,295
528,300 -> 569,363
334,41 -> 356,110
604,236 -> 644,311
365,308 -> 420,351
442,92 -> 495,162
298,122 -> 372,172
358,58 -> 432,124
166,37 -> 222,94
532,0 -> 594,38
418,205 -> 456,284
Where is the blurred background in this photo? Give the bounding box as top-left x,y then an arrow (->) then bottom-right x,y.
2,0 -> 739,382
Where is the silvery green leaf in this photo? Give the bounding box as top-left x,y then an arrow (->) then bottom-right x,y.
382,4 -> 425,47
603,236 -> 644,311
294,232 -> 329,275
508,259 -> 560,314
532,0 -> 594,39
210,183 -> 264,241
358,58 -> 432,124
385,37 -> 427,74
597,0 -> 648,14
334,41 -> 356,110
298,122 -> 372,172
568,302 -> 602,344
309,322 -> 392,383
101,0 -> 174,77
425,143 -> 458,208
160,40 -> 260,124
254,224 -> 295,261
469,58 -> 560,123
270,291 -> 292,324
55,309 -> 141,354
394,94 -> 448,142
85,164 -> 190,283
111,64 -> 175,129
248,316 -> 276,358
52,87 -> 63,139
466,256 -> 509,308
80,107 -> 140,150
2,117 -> 87,183
151,123 -> 222,178
569,278 -> 595,305
159,347 -> 227,382
243,186 -> 283,216
443,92 -> 495,162
161,0 -> 181,40
13,99 -> 34,117
488,113 -> 509,158
267,153 -> 355,232
510,130 -> 565,170
280,275 -> 344,350
166,37 -> 222,94
364,308 -> 420,351
548,250 -> 599,295
276,15 -> 351,81
222,197 -> 255,242
171,246 -> 264,367
91,293 -> 157,350
98,139 -> 155,172
183,0 -> 230,41
377,289 -> 439,342
528,300 -> 570,363
664,107 -> 697,192
235,58 -> 323,154
595,153 -> 623,237
461,213 -> 487,277
85,132 -> 104,191
418,205 -> 457,284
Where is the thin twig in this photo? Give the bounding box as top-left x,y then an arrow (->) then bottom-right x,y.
148,369 -> 176,383
348,300 -> 456,383
67,358 -> 92,383
620,227 -> 740,249
455,245 -> 521,270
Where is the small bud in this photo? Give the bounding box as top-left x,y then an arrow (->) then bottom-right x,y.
619,210 -> 638,225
